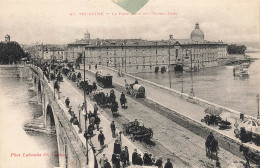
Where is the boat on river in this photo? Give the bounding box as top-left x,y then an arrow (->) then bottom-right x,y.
233,66 -> 250,77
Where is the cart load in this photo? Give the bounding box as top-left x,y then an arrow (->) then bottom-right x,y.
126,83 -> 145,98
123,121 -> 153,143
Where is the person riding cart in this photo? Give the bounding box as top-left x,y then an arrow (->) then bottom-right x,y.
110,89 -> 116,103
120,92 -> 127,109
111,100 -> 119,117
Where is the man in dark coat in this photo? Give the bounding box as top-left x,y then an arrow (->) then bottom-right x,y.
98,130 -> 105,148
113,139 -> 121,154
111,153 -> 120,168
132,149 -> 138,165
65,97 -> 70,108
136,154 -> 143,166
103,159 -> 111,168
143,151 -> 150,165
110,121 -> 116,138
155,157 -> 163,168
164,158 -> 173,168
95,116 -> 100,131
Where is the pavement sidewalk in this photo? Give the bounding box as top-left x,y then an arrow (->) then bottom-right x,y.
57,76 -> 144,168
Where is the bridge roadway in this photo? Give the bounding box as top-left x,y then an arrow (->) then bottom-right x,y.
61,67 -> 247,167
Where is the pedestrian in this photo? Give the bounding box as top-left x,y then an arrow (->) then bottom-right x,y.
65,97 -> 70,108
136,154 -> 143,166
88,111 -> 93,122
155,157 -> 163,168
164,158 -> 173,168
143,151 -> 150,166
112,153 -> 120,168
113,139 -> 121,155
120,146 -> 129,168
94,104 -> 98,117
132,149 -> 138,165
104,159 -> 112,168
90,115 -> 95,127
148,154 -> 153,166
124,146 -> 129,164
110,121 -> 116,138
88,124 -> 94,137
98,130 -> 105,148
68,106 -> 73,116
95,116 -> 101,131
81,102 -> 85,111
99,154 -> 108,168
240,145 -> 250,168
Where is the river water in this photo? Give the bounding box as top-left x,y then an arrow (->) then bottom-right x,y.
0,77 -> 59,168
135,52 -> 260,117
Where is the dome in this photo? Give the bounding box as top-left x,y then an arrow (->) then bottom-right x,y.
190,23 -> 204,40
5,34 -> 10,38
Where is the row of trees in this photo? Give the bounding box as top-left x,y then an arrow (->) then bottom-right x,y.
227,44 -> 247,55
0,42 -> 28,64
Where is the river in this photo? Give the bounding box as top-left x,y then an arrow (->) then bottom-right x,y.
0,77 -> 59,168
135,52 -> 260,117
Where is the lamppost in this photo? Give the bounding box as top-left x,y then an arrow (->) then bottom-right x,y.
168,35 -> 172,89
185,49 -> 195,97
257,94 -> 260,119
83,51 -> 87,112
181,73 -> 184,93
78,104 -> 82,133
82,50 -> 89,164
83,109 -> 89,165
124,40 -> 127,73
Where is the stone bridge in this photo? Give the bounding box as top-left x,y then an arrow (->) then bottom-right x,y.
29,66 -> 95,168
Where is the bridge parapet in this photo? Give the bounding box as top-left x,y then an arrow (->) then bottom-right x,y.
29,65 -> 95,168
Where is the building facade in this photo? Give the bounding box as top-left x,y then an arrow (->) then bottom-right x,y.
67,23 -> 228,73
39,45 -> 66,62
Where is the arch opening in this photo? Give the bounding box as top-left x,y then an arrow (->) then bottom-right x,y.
38,81 -> 41,93
46,105 -> 56,133
174,65 -> 183,72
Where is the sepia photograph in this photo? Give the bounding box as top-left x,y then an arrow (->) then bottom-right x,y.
0,0 -> 260,167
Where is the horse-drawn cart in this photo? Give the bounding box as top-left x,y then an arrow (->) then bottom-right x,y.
126,83 -> 145,98
123,121 -> 153,143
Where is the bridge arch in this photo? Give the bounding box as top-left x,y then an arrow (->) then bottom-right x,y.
45,104 -> 56,133
174,65 -> 183,72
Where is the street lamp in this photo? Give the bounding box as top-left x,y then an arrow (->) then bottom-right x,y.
78,104 -> 82,133
124,40 -> 127,73
83,109 -> 89,165
181,73 -> 184,93
185,49 -> 195,97
257,94 -> 260,119
168,35 -> 172,89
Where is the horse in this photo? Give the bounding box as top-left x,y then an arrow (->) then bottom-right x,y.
205,138 -> 212,157
210,139 -> 219,158
120,97 -> 127,109
205,138 -> 219,159
111,101 -> 119,117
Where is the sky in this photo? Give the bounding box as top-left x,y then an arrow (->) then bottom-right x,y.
0,0 -> 259,45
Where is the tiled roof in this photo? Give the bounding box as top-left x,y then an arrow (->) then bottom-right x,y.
68,38 -> 226,48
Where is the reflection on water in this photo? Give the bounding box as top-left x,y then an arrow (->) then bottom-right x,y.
135,52 -> 260,117
0,78 -> 59,168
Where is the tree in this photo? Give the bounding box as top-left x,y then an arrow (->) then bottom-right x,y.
227,44 -> 247,55
75,54 -> 82,69
0,42 -> 26,64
